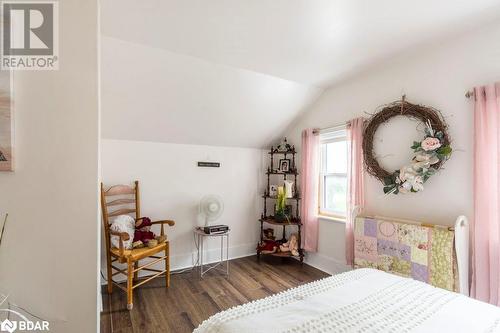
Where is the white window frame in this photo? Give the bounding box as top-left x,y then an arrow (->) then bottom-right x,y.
319,125 -> 348,220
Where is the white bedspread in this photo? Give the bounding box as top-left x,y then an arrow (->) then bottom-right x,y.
194,268 -> 500,333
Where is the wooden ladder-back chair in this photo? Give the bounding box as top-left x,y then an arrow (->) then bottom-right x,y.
101,180 -> 175,310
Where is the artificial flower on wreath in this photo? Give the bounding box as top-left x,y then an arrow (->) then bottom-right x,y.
383,120 -> 452,195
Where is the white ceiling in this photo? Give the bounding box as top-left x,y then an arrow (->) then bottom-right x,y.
101,0 -> 500,148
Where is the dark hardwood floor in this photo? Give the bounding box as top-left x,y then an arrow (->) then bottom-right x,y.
101,255 -> 329,333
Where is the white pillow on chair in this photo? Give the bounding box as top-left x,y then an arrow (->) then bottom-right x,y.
110,214 -> 135,250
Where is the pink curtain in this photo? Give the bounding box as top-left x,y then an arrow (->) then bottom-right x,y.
472,82 -> 500,305
346,118 -> 365,266
301,129 -> 320,252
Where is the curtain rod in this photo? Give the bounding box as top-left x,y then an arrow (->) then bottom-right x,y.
312,122 -> 351,135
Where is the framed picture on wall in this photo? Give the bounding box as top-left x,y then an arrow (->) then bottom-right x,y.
0,70 -> 13,171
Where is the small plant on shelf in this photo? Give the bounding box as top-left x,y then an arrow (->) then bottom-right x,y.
275,186 -> 290,223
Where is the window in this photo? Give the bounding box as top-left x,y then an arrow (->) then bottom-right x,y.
319,127 -> 348,219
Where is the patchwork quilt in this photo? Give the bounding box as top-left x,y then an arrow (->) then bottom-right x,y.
354,216 -> 457,292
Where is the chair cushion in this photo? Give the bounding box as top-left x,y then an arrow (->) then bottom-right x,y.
111,241 -> 167,262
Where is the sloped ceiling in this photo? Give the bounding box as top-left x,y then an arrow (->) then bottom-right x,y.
101,0 -> 500,148
101,36 -> 321,147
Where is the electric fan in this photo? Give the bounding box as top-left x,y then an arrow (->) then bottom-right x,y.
197,195 -> 224,227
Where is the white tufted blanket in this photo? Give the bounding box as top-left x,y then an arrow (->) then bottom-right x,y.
194,268 -> 500,333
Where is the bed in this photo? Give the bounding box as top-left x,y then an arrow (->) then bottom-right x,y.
194,215 -> 500,332
194,268 -> 500,333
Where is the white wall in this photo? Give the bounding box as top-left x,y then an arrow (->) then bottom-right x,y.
101,139 -> 264,276
0,1 -> 99,332
285,20 -> 500,272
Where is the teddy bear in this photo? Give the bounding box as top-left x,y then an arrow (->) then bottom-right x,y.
279,233 -> 299,257
132,217 -> 167,249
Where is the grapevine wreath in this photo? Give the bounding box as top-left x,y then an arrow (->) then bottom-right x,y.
362,96 -> 452,195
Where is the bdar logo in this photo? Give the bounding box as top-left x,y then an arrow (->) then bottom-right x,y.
0,319 -> 17,333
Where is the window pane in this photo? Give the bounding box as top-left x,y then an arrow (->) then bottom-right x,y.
324,175 -> 347,214
326,141 -> 347,174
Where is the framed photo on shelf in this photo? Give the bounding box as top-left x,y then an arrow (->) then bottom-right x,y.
269,185 -> 278,197
279,159 -> 290,172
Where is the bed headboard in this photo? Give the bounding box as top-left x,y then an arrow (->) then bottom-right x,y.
352,210 -> 469,296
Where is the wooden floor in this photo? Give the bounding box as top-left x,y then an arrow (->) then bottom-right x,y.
101,255 -> 329,333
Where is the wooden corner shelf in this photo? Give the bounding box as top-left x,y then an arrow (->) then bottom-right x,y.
266,170 -> 299,176
267,251 -> 298,258
258,249 -> 304,259
268,149 -> 296,155
259,217 -> 302,226
262,194 -> 301,200
258,139 -> 304,263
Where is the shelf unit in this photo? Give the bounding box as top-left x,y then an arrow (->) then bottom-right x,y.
257,143 -> 304,262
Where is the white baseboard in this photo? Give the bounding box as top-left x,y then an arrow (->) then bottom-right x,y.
101,242 -> 257,285
303,252 -> 351,275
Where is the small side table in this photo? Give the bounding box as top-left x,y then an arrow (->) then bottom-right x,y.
194,228 -> 230,278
